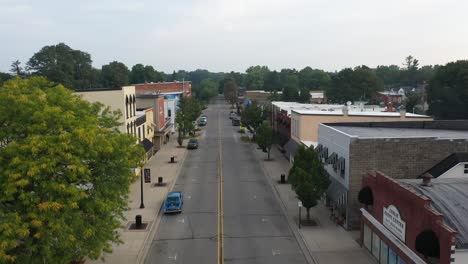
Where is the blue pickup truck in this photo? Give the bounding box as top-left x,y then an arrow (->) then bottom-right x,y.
163,192 -> 184,213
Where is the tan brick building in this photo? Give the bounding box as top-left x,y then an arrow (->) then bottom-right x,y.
317,121 -> 468,230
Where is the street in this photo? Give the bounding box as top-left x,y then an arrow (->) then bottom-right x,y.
144,98 -> 308,264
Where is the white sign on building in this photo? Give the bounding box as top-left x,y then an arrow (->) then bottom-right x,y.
383,205 -> 406,242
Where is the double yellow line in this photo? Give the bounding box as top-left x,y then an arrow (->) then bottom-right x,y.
217,112 -> 225,264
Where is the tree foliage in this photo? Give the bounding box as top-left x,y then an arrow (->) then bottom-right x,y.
298,67 -> 330,90
198,79 -> 218,101
281,75 -> 300,102
327,66 -> 383,103
256,121 -> 274,160
245,66 -> 269,90
223,78 -> 238,106
0,77 -> 144,263
175,97 -> 202,141
427,60 -> 468,119
27,43 -> 97,90
241,101 -> 267,134
130,64 -> 163,84
101,61 -> 130,88
288,146 -> 329,220
10,60 -> 24,77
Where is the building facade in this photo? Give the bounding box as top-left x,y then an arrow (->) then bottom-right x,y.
317,121 -> 468,230
359,171 -> 468,264
134,81 -> 192,97
75,86 -> 137,136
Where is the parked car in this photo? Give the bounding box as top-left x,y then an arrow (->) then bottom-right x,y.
187,138 -> 199,149
229,112 -> 237,119
198,116 -> 207,126
163,192 -> 183,213
232,118 -> 240,126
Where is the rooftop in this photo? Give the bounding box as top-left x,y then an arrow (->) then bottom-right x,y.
272,101 -> 385,115
292,109 -> 428,118
400,178 -> 468,249
423,153 -> 468,178
325,120 -> 468,139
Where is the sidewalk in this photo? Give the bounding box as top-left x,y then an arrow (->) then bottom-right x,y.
87,136 -> 188,264
253,145 -> 376,264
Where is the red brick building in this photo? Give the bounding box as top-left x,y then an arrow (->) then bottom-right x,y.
359,171 -> 468,264
134,81 -> 192,97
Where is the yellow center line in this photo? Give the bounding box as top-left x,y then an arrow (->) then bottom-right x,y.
217,111 -> 224,264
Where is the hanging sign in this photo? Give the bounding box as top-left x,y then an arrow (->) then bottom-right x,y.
144,168 -> 151,183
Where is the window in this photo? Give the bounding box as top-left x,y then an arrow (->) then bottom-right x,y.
388,249 -> 397,264
168,109 -> 171,117
380,240 -> 388,264
364,224 -> 372,251
372,232 -> 380,259
464,164 -> 468,174
138,127 -> 141,142
143,124 -> 146,138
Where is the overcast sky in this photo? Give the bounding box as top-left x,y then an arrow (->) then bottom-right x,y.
1,0 -> 467,73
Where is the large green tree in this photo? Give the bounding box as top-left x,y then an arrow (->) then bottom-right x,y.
198,79 -> 218,101
427,60 -> 468,119
101,61 -> 130,88
282,75 -> 300,102
0,72 -> 13,86
241,100 -> 267,135
130,64 -> 163,84
263,70 -> 281,91
27,43 -> 96,90
0,77 -> 144,263
327,66 -> 382,103
298,67 -> 330,90
175,97 -> 202,142
245,66 -> 269,90
288,146 -> 329,221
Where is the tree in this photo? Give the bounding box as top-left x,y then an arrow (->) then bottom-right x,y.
404,91 -> 422,113
130,64 -> 163,84
401,55 -> 420,86
223,78 -> 238,106
298,67 -> 330,90
288,146 -> 329,221
263,70 -> 281,91
327,66 -> 382,103
375,65 -> 401,87
0,77 -> 144,263
199,79 -> 218,101
10,60 -> 24,77
27,43 -> 95,90
427,60 -> 468,119
282,75 -> 299,102
0,72 -> 13,86
256,121 -> 274,160
241,101 -> 266,135
245,66 -> 269,90
298,87 -> 311,103
175,97 -> 202,142
101,61 -> 130,88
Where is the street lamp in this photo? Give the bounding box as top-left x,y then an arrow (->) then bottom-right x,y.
140,167 -> 145,209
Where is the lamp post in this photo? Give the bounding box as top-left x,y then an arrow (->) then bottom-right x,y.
140,167 -> 145,209
298,201 -> 302,229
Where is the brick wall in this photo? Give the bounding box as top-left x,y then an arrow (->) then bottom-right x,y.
347,137 -> 468,229
362,172 -> 457,264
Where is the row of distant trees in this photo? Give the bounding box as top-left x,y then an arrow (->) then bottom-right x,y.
1,43 -> 467,119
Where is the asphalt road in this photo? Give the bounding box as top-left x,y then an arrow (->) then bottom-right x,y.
145,98 -> 307,264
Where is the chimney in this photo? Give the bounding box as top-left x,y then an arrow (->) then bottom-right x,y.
421,173 -> 433,187
342,106 -> 349,116
400,107 -> 406,119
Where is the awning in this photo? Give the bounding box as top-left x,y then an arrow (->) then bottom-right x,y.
284,139 -> 301,160
141,138 -> 154,152
326,175 -> 348,207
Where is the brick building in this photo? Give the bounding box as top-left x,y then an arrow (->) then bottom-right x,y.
134,81 -> 192,97
359,171 -> 468,264
317,121 -> 468,230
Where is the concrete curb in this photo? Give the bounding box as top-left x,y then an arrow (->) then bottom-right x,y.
252,144 -> 318,264
135,142 -> 189,264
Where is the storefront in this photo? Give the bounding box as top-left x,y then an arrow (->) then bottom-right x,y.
358,171 -> 465,264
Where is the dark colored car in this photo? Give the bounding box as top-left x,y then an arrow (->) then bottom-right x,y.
187,138 -> 199,149
163,192 -> 183,213
232,118 -> 240,126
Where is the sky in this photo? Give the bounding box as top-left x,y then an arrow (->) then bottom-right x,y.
1,0 -> 467,73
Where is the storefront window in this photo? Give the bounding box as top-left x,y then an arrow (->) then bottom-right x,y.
397,258 -> 406,264
389,249 -> 397,264
380,240 -> 388,264
372,232 -> 380,259
364,224 -> 372,251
